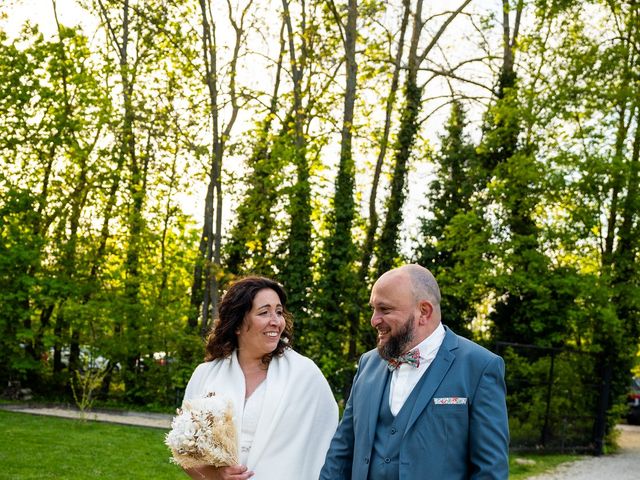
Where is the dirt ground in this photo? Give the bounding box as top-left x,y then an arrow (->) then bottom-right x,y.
0,403 -> 172,429
526,424 -> 640,480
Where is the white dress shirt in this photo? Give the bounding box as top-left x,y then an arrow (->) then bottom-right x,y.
389,322 -> 445,416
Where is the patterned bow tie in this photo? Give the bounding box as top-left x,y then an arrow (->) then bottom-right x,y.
387,349 -> 421,371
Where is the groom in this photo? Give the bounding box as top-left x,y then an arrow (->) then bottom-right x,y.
320,264 -> 509,479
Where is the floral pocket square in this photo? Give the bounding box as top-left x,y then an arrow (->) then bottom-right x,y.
433,397 -> 467,405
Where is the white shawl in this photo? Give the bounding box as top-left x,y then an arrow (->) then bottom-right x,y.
183,349 -> 338,479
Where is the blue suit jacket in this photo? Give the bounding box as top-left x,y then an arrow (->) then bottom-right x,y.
319,326 -> 509,479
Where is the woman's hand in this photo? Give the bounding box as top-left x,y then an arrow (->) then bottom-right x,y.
185,464 -> 254,479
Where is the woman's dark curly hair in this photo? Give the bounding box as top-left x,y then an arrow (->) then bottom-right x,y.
204,276 -> 293,364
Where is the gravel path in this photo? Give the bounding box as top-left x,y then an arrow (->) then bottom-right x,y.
0,403 -> 172,429
526,424 -> 640,480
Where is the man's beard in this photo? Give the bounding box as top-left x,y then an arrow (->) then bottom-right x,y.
377,314 -> 415,361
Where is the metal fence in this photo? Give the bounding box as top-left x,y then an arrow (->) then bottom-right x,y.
495,342 -> 610,455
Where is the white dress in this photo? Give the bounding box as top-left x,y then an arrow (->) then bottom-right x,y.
239,381 -> 266,465
183,349 -> 338,479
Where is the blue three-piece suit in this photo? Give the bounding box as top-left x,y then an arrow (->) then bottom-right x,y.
320,326 -> 509,479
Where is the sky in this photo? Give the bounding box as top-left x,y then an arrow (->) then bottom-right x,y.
4,0 -> 95,38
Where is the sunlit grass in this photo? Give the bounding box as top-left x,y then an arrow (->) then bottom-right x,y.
0,409 -> 583,479
0,410 -> 183,479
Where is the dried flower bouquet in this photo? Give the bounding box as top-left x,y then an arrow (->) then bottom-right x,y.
165,392 -> 238,469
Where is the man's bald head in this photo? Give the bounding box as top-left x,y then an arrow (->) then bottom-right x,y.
379,264 -> 441,315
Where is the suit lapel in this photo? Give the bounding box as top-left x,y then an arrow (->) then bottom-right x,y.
404,327 -> 458,436
363,356 -> 390,447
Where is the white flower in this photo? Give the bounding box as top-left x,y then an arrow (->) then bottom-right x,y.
165,392 -> 238,469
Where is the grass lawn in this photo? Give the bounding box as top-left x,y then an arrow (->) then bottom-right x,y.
509,452 -> 580,479
0,410 -> 184,479
0,409 -> 581,479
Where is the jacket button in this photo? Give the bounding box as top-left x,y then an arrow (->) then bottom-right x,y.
384,458 -> 391,463
391,427 -> 397,434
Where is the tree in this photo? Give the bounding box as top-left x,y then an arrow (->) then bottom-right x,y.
224,18 -> 288,278
414,101 -> 476,335
375,0 -> 473,276
534,0 -> 640,441
475,0 -> 569,347
0,187 -> 42,386
189,0 -> 252,336
278,0 -> 314,328
314,0 -> 359,397
358,0 -> 410,290
0,19 -> 111,391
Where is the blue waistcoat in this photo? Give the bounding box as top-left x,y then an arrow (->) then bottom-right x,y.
368,365 -> 432,480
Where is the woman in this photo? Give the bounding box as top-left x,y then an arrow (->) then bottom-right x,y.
182,276 -> 338,480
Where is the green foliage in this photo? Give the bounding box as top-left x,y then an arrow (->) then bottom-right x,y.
0,1 -> 638,427
71,360 -> 108,418
0,11 -> 204,405
224,117 -> 291,277
280,156 -> 313,326
414,102 -> 479,336
410,0 -> 639,448
376,80 -> 423,276
526,0 -> 640,432
504,348 -> 599,450
313,142 -> 360,398
0,187 -> 43,383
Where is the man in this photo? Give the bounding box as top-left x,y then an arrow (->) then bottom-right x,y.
320,264 -> 509,479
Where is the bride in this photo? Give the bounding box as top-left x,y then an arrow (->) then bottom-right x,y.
181,276 -> 338,480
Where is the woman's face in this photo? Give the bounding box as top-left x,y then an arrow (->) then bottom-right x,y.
237,288 -> 286,358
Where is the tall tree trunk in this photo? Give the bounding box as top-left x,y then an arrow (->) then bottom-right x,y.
376,0 -> 472,276
97,0 -> 146,399
316,0 -> 359,397
613,110 -> 640,338
280,0 -> 312,323
93,155 -> 124,397
191,0 -> 245,336
226,19 -> 287,276
358,0 -> 410,287
340,0 -> 358,368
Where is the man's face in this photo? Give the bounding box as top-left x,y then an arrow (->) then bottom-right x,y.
369,272 -> 418,360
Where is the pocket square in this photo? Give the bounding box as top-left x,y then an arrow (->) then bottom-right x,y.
434,397 -> 467,405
